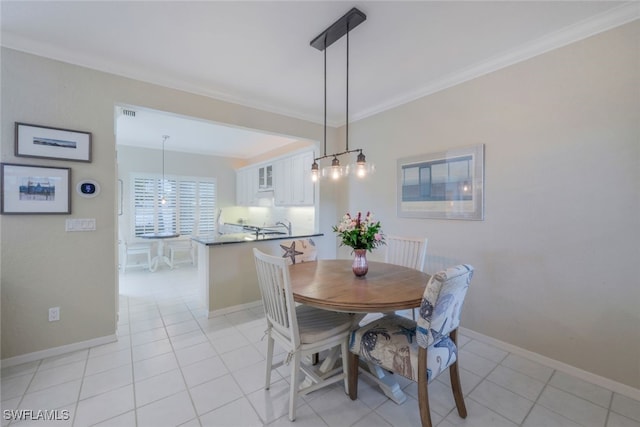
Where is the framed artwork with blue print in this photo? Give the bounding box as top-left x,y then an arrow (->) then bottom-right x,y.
397,144 -> 484,220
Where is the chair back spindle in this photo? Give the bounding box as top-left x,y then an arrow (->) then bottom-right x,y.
385,235 -> 428,272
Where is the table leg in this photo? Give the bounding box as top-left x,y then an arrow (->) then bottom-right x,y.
149,243 -> 159,272
359,363 -> 407,404
157,240 -> 171,269
299,347 -> 406,404
299,346 -> 341,389
149,240 -> 172,272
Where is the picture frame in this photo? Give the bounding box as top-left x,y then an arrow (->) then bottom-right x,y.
397,144 -> 484,220
15,122 -> 92,162
1,163 -> 71,214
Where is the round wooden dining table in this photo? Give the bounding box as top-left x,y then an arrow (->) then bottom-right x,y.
288,259 -> 430,313
288,259 -> 431,404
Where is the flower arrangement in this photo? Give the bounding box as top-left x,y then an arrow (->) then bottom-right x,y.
333,211 -> 385,252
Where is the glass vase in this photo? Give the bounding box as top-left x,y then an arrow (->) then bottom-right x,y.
352,249 -> 368,277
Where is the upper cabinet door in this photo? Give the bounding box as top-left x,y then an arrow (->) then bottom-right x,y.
291,152 -> 314,205
236,167 -> 259,206
258,164 -> 273,190
275,150 -> 314,206
273,158 -> 288,205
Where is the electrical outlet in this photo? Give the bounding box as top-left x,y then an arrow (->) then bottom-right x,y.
48,307 -> 60,322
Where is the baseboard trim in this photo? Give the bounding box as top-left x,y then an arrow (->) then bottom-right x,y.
208,300 -> 262,318
0,334 -> 117,368
460,327 -> 640,402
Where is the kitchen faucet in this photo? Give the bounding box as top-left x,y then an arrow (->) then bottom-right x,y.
275,219 -> 292,236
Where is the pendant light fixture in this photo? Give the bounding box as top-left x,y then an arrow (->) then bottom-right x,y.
310,7 -> 373,182
160,135 -> 169,205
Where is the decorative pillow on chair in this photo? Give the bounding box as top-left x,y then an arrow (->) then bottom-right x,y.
280,239 -> 317,265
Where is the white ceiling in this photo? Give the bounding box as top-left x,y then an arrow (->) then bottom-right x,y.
115,106 -> 303,158
2,1 -> 637,157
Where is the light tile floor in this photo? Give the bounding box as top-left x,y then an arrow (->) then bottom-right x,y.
2,267 -> 639,427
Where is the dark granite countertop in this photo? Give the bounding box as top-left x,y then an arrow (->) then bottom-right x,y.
192,233 -> 323,246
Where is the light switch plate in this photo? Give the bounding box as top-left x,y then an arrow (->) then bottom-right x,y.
65,218 -> 96,232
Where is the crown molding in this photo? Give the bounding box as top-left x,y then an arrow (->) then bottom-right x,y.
3,2 -> 637,128
0,33 -> 325,126
351,2 -> 640,124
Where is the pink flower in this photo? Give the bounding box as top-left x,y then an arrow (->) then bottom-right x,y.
374,233 -> 382,241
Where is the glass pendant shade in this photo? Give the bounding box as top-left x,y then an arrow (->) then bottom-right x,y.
345,161 -> 375,178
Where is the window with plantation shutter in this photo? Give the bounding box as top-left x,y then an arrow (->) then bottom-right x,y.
133,177 -> 156,236
178,180 -> 196,234
131,174 -> 216,238
198,181 -> 216,234
158,178 -> 177,233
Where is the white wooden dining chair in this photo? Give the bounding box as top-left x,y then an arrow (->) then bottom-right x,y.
253,248 -> 353,421
167,237 -> 196,268
384,235 -> 428,319
385,235 -> 428,271
118,229 -> 152,272
167,221 -> 197,268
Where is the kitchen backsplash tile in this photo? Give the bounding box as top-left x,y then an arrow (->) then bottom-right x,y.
223,206 -> 315,235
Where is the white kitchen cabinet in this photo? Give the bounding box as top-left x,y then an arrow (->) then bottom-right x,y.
236,167 -> 258,206
291,151 -> 314,205
273,157 -> 291,205
274,150 -> 315,206
238,149 -> 315,207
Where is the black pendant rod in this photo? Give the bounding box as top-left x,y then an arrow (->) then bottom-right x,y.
162,136 -> 166,182
345,28 -> 349,152
323,43 -> 327,157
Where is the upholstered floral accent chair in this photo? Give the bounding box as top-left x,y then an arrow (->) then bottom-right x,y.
280,238 -> 317,265
348,264 -> 474,427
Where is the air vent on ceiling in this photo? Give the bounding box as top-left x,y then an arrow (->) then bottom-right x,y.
122,109 -> 136,117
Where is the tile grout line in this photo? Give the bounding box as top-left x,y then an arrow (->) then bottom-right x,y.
125,293 -> 139,427
160,291 -> 213,426
210,312 -> 268,425
69,344 -> 91,427
457,339 -> 528,426
4,358 -> 42,427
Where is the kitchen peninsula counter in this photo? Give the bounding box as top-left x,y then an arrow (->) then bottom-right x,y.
193,233 -> 324,316
192,232 -> 323,246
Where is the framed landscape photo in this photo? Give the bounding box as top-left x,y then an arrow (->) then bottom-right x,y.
397,144 -> 485,220
15,122 -> 92,162
1,163 -> 71,214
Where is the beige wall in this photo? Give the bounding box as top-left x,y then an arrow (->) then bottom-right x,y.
0,47 -> 336,360
340,21 -> 640,388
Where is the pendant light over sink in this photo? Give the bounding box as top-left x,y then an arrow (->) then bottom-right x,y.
160,135 -> 169,205
310,7 -> 374,182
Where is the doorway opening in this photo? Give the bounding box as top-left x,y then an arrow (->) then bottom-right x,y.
114,104 -> 312,304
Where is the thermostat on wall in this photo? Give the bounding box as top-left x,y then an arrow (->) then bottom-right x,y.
76,180 -> 100,198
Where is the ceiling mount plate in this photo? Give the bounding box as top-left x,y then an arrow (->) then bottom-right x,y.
310,7 -> 367,51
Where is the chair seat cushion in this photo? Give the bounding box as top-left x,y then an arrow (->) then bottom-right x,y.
349,314 -> 457,382
296,305 -> 354,344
